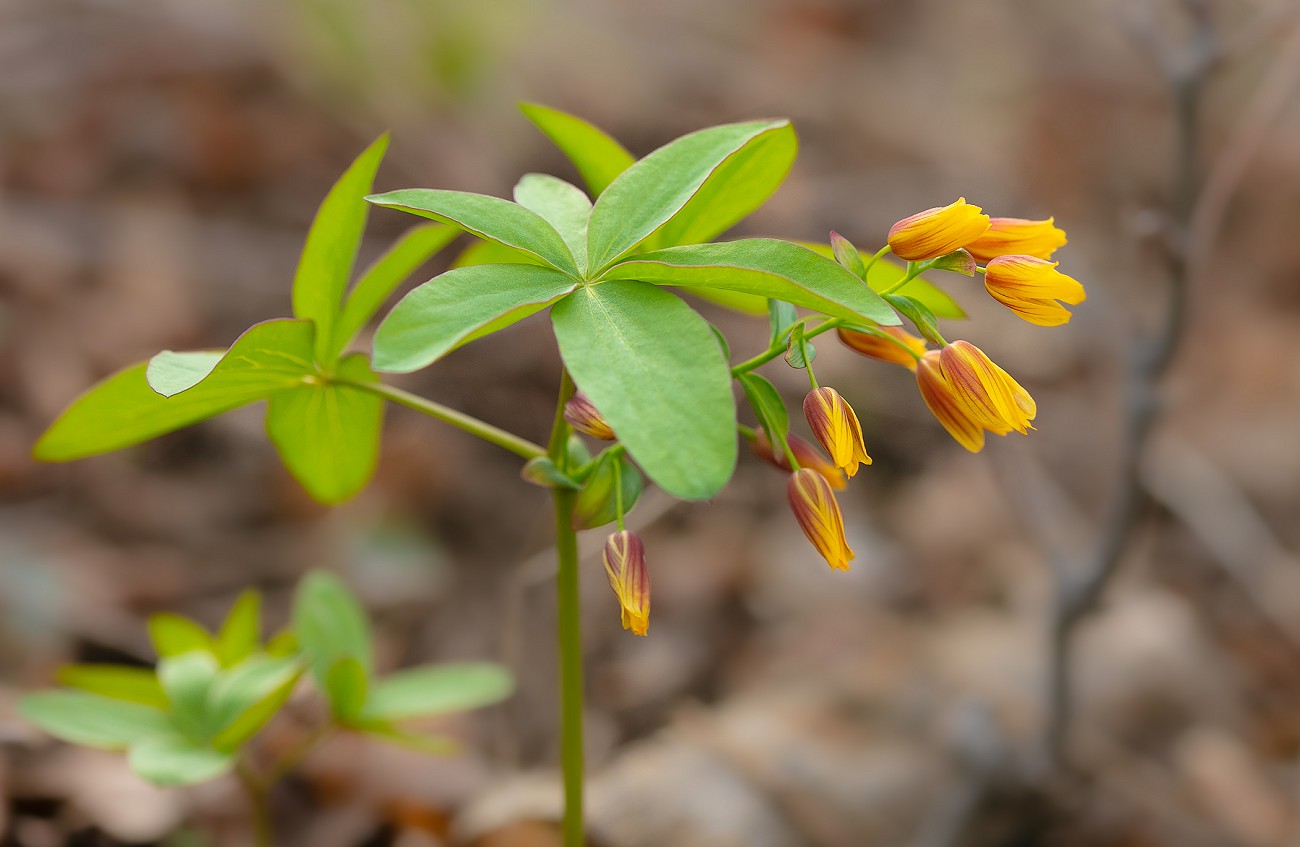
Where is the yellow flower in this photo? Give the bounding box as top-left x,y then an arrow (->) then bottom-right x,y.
750,430 -> 846,489
887,198 -> 990,261
837,325 -> 928,370
602,530 -> 650,636
787,468 -> 855,571
915,341 -> 1036,452
564,393 -> 616,440
803,387 -> 872,478
983,255 -> 1086,327
966,217 -> 1067,263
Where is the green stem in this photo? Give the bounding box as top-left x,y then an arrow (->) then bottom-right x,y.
262,724 -> 336,788
548,370 -> 585,847
880,261 -> 928,296
861,244 -> 891,278
236,761 -> 274,847
339,379 -> 546,461
731,318 -> 844,377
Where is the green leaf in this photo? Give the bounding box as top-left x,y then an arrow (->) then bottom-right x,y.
361,663 -> 513,723
830,231 -> 866,277
602,240 -> 899,325
519,102 -> 635,197
214,591 -> 261,668
265,629 -> 300,659
266,354 -> 384,504
293,571 -> 373,684
128,735 -> 234,787
552,282 -> 736,499
520,457 -> 581,490
710,324 -> 730,361
329,224 -> 459,361
367,189 -> 578,276
571,450 -> 643,530
514,174 -> 591,275
372,264 -> 578,373
57,665 -> 167,709
451,238 -> 544,269
36,320 -> 315,461
768,300 -> 798,346
158,652 -> 220,741
586,120 -> 790,273
800,241 -> 966,319
355,722 -> 457,755
148,614 -> 214,660
20,691 -> 171,749
738,373 -> 788,444
293,135 -> 389,365
144,352 -> 224,397
209,659 -> 302,752
644,121 -> 796,249
785,323 -> 816,369
885,294 -> 947,347
683,288 -> 769,315
146,320 -> 315,399
325,658 -> 370,723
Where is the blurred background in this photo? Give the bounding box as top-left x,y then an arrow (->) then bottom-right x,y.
3,0 -> 1300,844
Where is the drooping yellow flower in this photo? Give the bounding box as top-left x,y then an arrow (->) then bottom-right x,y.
915,341 -> 1036,452
602,530 -> 650,636
803,387 -> 872,478
750,430 -> 846,489
983,255 -> 1086,327
787,468 -> 855,570
564,393 -> 616,440
966,217 -> 1067,263
887,198 -> 990,261
837,325 -> 928,370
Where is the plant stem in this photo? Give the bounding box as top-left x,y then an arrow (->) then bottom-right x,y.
339,379 -> 546,460
235,761 -> 274,847
262,723 -> 336,788
861,244 -> 891,278
731,318 -> 843,377
879,261 -> 927,296
548,370 -> 585,846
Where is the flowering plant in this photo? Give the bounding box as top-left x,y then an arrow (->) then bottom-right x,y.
29,104 -> 1082,844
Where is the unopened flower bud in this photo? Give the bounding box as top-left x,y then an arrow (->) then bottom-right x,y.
803,387 -> 871,479
887,198 -> 990,261
915,341 -> 1036,452
603,530 -> 650,636
787,468 -> 854,571
564,393 -> 615,440
965,217 -> 1067,263
837,326 -> 927,370
750,430 -> 846,489
982,255 -> 1085,327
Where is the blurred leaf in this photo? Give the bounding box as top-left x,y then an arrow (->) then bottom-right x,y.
20,692 -> 171,750
768,299 -> 798,346
293,572 -> 373,685
367,189 -> 578,276
552,282 -> 735,499
586,120 -> 789,273
148,614 -> 214,660
325,658 -> 369,723
128,735 -> 234,787
361,663 -> 514,722
293,135 -> 389,365
800,241 -> 965,318
265,629 -> 300,659
885,294 -> 946,347
684,288 -> 769,315
710,324 -> 730,361
519,103 -> 635,197
514,174 -> 591,274
520,457 -> 581,490
208,657 -> 303,751
738,373 -> 788,445
603,240 -> 899,325
266,354 -> 384,504
451,238 -> 544,268
571,450 -> 643,530
330,224 -> 459,360
57,665 -> 167,709
214,591 -> 261,668
355,722 -> 457,755
158,652 -> 220,741
36,320 -> 315,461
372,264 -> 577,373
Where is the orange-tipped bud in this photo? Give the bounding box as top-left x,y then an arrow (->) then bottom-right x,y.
750,430 -> 846,489
803,387 -> 872,479
837,326 -> 928,370
564,393 -> 615,440
915,342 -> 1036,452
982,255 -> 1086,327
887,198 -> 990,261
787,468 -> 854,571
965,217 -> 1067,263
603,530 -> 650,636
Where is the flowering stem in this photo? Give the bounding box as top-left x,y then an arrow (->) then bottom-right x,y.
879,261 -> 928,296
861,244 -> 892,278
548,369 -> 585,847
731,317 -> 843,377
339,379 -> 546,461
235,761 -> 274,847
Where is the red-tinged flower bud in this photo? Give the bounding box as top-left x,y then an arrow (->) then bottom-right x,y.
965,217 -> 1067,264
603,530 -> 650,636
837,325 -> 928,370
982,255 -> 1086,327
887,198 -> 990,261
750,430 -> 846,489
787,468 -> 854,571
915,342 -> 1037,452
564,393 -> 615,440
803,387 -> 872,479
